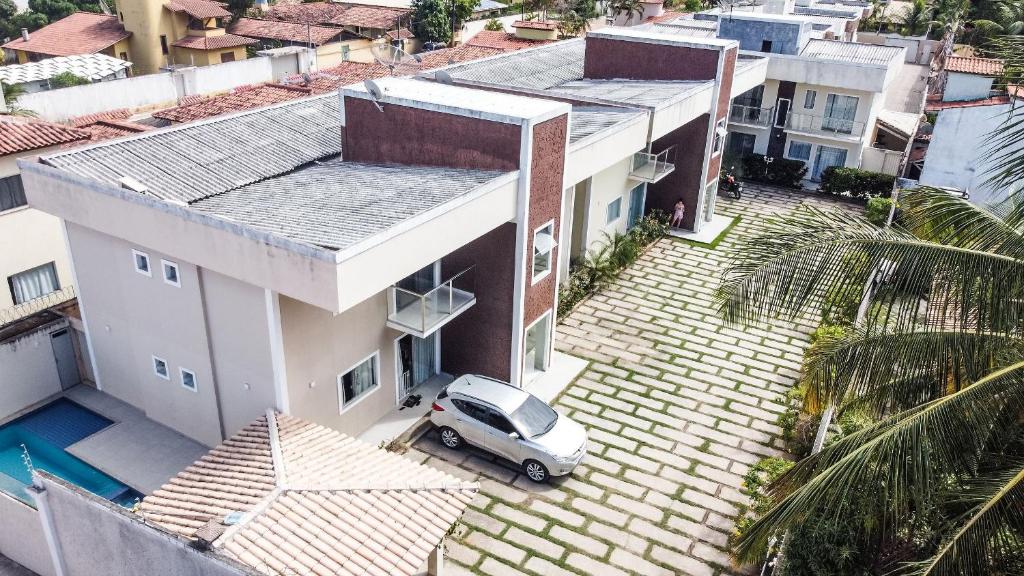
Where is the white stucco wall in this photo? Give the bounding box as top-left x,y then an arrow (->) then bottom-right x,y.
0,321 -> 65,421
943,72 -> 995,103
0,493 -> 54,576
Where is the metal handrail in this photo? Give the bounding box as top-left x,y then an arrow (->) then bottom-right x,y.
0,285 -> 75,327
630,145 -> 677,182
785,111 -> 865,137
729,103 -> 773,127
387,267 -> 476,334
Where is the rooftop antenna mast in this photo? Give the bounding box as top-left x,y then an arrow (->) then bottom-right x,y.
370,42 -> 422,77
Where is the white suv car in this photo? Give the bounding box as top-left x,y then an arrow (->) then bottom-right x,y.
430,375 -> 587,483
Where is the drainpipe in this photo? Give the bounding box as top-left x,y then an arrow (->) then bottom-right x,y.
27,476 -> 68,576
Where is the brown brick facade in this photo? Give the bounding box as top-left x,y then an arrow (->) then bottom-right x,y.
523,116 -> 568,329
647,114 -> 709,229
584,36 -> 720,81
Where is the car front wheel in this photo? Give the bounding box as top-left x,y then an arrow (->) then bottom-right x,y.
439,426 -> 463,449
523,459 -> 549,483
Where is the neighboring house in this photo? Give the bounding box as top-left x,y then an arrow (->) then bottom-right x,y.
645,10 -> 919,182
151,82 -> 316,123
1,12 -> 132,64
263,2 -> 413,62
940,55 -> 1003,102
473,0 -> 508,18
230,17 -> 367,68
0,54 -> 132,94
20,28 -> 755,450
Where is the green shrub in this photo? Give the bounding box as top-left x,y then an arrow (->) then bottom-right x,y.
734,457 -> 794,538
864,196 -> 894,227
49,72 -> 90,89
484,18 -> 504,31
740,154 -> 808,188
819,167 -> 895,199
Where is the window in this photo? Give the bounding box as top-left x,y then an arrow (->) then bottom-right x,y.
8,262 -> 59,305
804,90 -> 816,109
713,118 -> 728,154
162,260 -> 180,287
153,356 -> 169,380
531,221 -> 556,282
180,368 -> 198,392
132,249 -> 151,276
811,146 -> 848,181
606,198 -> 622,223
487,408 -> 517,435
734,85 -> 764,109
220,51 -> 235,63
787,140 -> 812,161
341,45 -> 351,61
337,353 -> 379,411
160,35 -> 169,55
0,175 -> 27,212
823,94 -> 859,134
760,40 -> 773,53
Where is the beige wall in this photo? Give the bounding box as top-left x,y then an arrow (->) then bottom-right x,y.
583,158 -> 634,250
0,321 -> 66,419
66,222 -> 223,446
280,292 -> 403,437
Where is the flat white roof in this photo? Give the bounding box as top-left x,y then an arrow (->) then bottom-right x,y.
343,76 -> 570,125
588,26 -> 738,49
0,53 -> 132,85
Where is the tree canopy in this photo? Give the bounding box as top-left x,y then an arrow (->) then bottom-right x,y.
410,0 -> 476,44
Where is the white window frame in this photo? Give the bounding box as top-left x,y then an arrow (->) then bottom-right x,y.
785,140 -> 813,162
804,89 -> 816,109
152,356 -> 169,380
606,198 -> 622,224
161,259 -> 180,287
132,249 -> 151,277
337,351 -> 381,414
179,367 -> 198,392
712,117 -> 728,155
531,219 -> 556,285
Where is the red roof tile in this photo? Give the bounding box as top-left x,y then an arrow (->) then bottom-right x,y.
416,45 -> 504,68
644,9 -> 687,23
328,5 -> 409,29
152,83 -> 313,122
265,2 -> 348,25
230,17 -> 348,45
286,61 -> 390,94
171,33 -> 258,50
68,117 -> 152,144
926,94 -> 1011,111
466,29 -> 552,50
0,117 -> 90,155
1,12 -> 131,57
946,56 -> 1004,76
164,0 -> 231,19
68,108 -> 132,127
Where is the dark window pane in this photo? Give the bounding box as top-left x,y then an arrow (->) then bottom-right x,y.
0,175 -> 27,212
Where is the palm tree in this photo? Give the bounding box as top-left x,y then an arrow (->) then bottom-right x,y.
897,0 -> 932,35
608,0 -> 644,25
717,183 -> 1024,574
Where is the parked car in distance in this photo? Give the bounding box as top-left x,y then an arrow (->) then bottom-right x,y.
430,374 -> 587,483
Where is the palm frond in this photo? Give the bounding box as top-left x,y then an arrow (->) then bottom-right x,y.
899,186 -> 1024,258
733,361 -> 1024,564
981,35 -> 1024,193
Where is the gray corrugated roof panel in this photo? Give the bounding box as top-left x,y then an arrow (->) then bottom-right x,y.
645,22 -> 719,37
569,106 -> 645,144
556,79 -> 706,107
44,94 -> 341,203
443,40 -> 585,90
191,159 -> 513,251
800,39 -> 903,65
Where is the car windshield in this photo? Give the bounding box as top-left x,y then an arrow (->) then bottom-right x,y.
509,395 -> 558,438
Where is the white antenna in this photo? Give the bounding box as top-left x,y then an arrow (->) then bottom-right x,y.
363,79 -> 385,112
370,42 -> 422,77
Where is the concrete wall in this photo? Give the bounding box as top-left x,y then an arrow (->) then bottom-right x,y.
943,72 -> 995,102
176,57 -> 275,98
65,223 -> 223,447
857,32 -> 936,64
0,493 -> 53,576
0,320 -> 66,419
718,19 -> 807,55
0,206 -> 73,313
582,158 -> 634,247
39,475 -> 250,576
764,52 -> 899,93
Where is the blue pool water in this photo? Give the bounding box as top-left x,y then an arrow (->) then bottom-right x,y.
0,399 -> 142,507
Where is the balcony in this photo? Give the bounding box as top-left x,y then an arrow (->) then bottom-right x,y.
785,112 -> 866,139
628,145 -> 676,184
386,267 -> 476,338
728,104 -> 773,128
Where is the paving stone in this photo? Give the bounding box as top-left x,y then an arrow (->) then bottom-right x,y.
587,522 -> 649,554
589,472 -> 646,499
464,508 -> 508,536
649,546 -> 715,576
572,498 -> 629,526
566,553 -> 629,576
549,525 -> 610,557
524,556 -> 578,576
447,539 -> 483,566
492,504 -> 547,533
530,499 -> 586,528
628,518 -> 692,553
609,548 -> 673,576
467,532 -> 528,565
505,527 -> 565,561
607,493 -> 663,523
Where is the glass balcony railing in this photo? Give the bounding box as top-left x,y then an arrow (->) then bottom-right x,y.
785,112 -> 865,138
386,267 -> 476,338
629,145 -> 676,184
728,104 -> 773,127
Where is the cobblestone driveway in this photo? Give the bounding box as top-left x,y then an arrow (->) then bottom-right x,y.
408,186 -> 851,576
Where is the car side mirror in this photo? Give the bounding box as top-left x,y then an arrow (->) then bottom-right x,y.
508,432 -> 519,440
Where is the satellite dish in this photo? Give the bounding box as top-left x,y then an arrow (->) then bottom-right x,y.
363,79 -> 385,112
434,70 -> 454,85
370,42 -> 423,76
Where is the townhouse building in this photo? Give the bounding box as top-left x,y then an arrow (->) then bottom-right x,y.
643,11 -> 916,183
19,27 -> 758,448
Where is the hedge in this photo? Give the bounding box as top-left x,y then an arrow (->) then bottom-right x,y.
739,154 -> 808,189
819,166 -> 895,199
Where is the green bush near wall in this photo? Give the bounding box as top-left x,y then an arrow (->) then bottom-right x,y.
739,154 -> 808,189
819,167 -> 895,199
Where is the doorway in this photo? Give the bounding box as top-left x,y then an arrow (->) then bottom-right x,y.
50,328 -> 80,391
627,184 -> 646,229
395,333 -> 438,401
524,311 -> 552,380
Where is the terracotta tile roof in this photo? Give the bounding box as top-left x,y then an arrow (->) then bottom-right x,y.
417,45 -> 504,68
644,9 -> 688,23
512,19 -> 556,30
0,12 -> 130,57
386,27 -> 415,40
328,5 -> 409,29
0,117 -> 90,156
152,83 -> 313,122
926,94 -> 1011,111
75,118 -> 153,142
466,29 -> 552,50
171,33 -> 258,50
946,56 -> 1004,76
139,412 -> 477,576
285,61 -> 390,93
230,17 -> 348,45
68,108 -> 132,127
164,0 -> 231,19
265,1 -> 349,25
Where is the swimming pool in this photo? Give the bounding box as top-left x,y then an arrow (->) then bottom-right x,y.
0,399 -> 142,508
